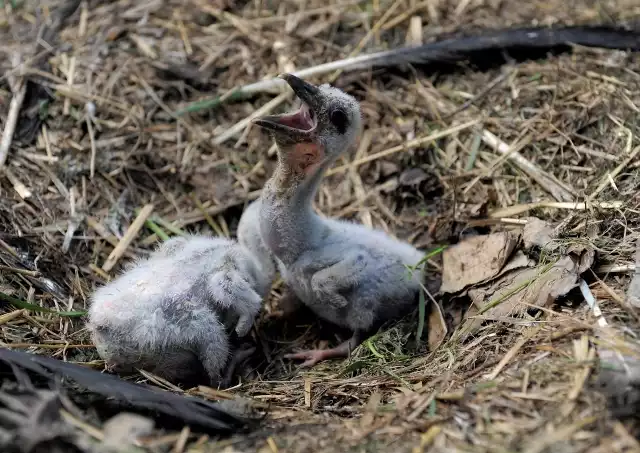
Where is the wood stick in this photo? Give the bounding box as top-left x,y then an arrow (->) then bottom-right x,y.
0,55 -> 27,169
102,204 -> 154,272
213,92 -> 291,144
481,130 -> 575,202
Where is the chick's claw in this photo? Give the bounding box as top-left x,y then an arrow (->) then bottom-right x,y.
285,345 -> 352,367
284,350 -> 330,368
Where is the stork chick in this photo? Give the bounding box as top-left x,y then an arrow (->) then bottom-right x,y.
252,74 -> 425,367
237,199 -> 305,316
88,235 -> 269,387
237,199 -> 277,287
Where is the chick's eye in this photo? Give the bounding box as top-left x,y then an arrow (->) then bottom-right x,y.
329,109 -> 349,134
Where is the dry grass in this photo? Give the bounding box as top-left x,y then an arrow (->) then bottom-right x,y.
1,0 -> 640,452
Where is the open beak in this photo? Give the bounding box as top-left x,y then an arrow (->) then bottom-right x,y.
252,74 -> 321,140
279,74 -> 321,108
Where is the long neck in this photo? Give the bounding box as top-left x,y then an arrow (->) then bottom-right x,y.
259,153 -> 336,265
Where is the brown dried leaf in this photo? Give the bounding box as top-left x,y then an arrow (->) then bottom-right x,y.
567,243 -> 596,274
522,217 -> 558,250
461,256 -> 581,336
428,300 -> 448,351
441,232 -> 520,294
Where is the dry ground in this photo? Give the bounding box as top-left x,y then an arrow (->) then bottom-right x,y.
1,1 -> 640,452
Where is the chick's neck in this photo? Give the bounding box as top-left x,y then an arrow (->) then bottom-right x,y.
260,146 -> 336,265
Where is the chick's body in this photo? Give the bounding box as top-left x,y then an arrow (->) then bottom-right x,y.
88,236 -> 267,386
276,215 -> 425,332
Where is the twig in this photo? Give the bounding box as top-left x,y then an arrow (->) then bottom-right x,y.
578,279 -> 607,327
86,103 -> 97,178
487,326 -> 542,380
464,131 -> 533,195
0,292 -> 86,317
327,119 -> 480,176
328,0 -> 403,83
446,70 -> 511,119
190,194 -> 225,237
0,55 -> 27,169
3,167 -> 32,198
489,200 -> 623,218
102,204 -> 154,272
213,92 -> 291,145
595,263 -> 634,274
481,130 -> 575,202
170,190 -> 261,227
144,218 -> 170,242
588,145 -> 640,200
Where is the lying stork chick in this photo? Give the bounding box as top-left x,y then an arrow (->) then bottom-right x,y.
237,199 -> 277,288
88,235 -> 270,387
252,74 -> 426,367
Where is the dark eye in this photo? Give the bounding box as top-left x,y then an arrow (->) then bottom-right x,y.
329,109 -> 349,134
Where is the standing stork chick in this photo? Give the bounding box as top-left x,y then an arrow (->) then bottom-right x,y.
88,235 -> 269,387
252,74 -> 426,367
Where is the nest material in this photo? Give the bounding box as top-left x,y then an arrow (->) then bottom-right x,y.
0,0 -> 640,451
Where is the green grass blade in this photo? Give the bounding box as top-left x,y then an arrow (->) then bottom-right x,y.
0,292 -> 87,317
175,89 -> 247,115
144,218 -> 170,241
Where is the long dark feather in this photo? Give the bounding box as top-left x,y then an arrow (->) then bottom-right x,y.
351,25 -> 640,69
0,348 -> 260,433
237,25 -> 640,96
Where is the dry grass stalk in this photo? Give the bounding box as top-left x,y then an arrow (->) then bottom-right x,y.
0,1 -> 639,451
102,204 -> 154,272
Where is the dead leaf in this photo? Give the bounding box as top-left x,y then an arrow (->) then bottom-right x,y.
522,217 -> 558,250
499,250 -> 536,275
567,243 -> 596,274
441,232 -> 520,294
460,256 -> 581,337
428,300 -> 448,351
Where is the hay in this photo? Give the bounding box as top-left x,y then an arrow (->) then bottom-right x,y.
1,0 -> 640,451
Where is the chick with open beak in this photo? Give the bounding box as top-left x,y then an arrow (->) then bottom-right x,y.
252,74 -> 425,367
253,74 -> 361,187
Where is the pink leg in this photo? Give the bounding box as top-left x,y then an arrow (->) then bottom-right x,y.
284,331 -> 363,367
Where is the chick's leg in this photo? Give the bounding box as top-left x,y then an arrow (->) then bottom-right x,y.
285,330 -> 364,367
310,250 -> 368,309
221,344 -> 257,388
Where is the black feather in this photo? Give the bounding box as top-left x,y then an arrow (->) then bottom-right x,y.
346,26 -> 640,72
0,349 -> 261,434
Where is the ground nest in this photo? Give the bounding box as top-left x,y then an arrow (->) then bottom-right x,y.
1,1 -> 640,452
